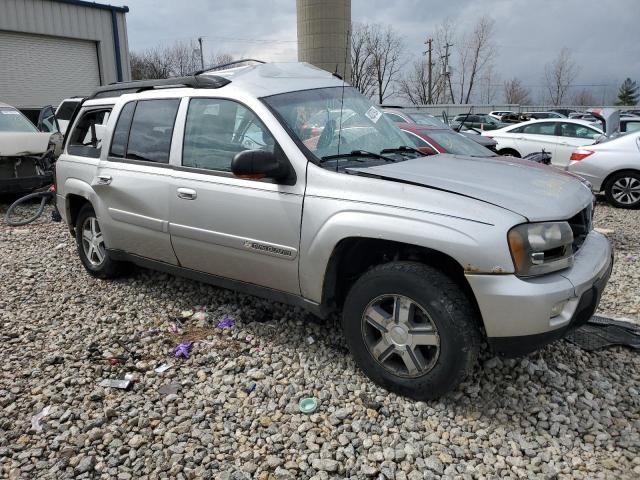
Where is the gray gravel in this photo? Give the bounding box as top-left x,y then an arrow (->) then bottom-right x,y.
1,199 -> 639,479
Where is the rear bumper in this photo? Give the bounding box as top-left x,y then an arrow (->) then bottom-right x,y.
0,173 -> 52,194
466,231 -> 613,355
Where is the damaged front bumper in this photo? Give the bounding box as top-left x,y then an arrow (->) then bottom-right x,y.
0,152 -> 54,193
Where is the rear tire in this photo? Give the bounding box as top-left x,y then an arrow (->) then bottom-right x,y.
342,261 -> 481,400
604,171 -> 640,209
498,148 -> 521,157
75,204 -> 128,278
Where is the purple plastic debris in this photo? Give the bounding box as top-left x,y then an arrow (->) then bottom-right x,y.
174,341 -> 193,359
217,316 -> 235,330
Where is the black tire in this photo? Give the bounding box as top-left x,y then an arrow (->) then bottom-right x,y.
75,204 -> 128,278
604,171 -> 640,209
498,148 -> 520,158
342,261 -> 481,400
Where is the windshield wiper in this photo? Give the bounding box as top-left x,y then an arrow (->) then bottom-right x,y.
380,146 -> 422,156
320,150 -> 397,164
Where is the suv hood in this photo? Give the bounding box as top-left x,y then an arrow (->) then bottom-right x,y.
348,155 -> 592,222
0,132 -> 51,156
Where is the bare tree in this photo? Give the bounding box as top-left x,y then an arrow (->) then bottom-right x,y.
208,52 -> 235,69
544,48 -> 579,105
367,24 -> 404,104
479,65 -> 498,104
350,23 -> 375,97
397,59 -> 429,105
130,48 -> 174,80
168,40 -> 201,76
456,16 -> 496,104
503,78 -> 531,104
572,88 -> 594,106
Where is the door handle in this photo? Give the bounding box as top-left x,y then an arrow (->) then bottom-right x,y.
176,187 -> 197,200
96,174 -> 112,185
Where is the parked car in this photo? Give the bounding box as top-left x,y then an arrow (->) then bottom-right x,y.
0,102 -> 58,193
55,97 -> 84,135
55,62 -> 613,400
483,118 -> 604,166
550,108 -> 579,117
488,110 -> 515,120
398,123 -> 496,157
620,117 -> 640,134
451,113 -> 508,131
383,107 -> 498,150
523,111 -> 565,119
568,131 -> 640,209
17,105 -> 63,156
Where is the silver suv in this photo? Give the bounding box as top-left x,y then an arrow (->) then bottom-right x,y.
56,62 -> 613,399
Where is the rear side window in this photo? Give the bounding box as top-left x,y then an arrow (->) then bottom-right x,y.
67,108 -> 112,158
522,122 -> 556,135
109,102 -> 136,158
109,99 -> 180,163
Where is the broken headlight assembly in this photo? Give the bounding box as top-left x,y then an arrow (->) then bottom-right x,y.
508,222 -> 574,277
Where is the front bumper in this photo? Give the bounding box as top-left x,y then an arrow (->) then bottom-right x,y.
466,231 -> 613,356
0,173 -> 52,194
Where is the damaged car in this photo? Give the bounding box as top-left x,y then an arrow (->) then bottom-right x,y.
0,102 -> 58,193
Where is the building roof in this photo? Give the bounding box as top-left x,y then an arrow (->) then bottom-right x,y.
51,0 -> 129,13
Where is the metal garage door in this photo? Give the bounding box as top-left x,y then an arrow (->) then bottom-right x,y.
0,30 -> 100,107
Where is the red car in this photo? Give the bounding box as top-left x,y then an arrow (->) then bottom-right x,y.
398,123 -> 497,157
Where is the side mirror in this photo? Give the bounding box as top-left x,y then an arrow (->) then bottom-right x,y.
231,149 -> 289,180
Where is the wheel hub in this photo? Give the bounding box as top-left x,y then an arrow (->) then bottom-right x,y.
388,324 -> 409,346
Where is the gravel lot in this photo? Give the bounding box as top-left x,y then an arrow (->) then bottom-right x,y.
1,199 -> 638,479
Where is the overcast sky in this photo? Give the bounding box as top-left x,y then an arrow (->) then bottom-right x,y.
125,0 -> 640,104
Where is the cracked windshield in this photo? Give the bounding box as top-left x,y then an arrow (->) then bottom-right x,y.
264,86 -> 416,168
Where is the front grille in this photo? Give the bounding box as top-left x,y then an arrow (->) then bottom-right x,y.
568,204 -> 593,252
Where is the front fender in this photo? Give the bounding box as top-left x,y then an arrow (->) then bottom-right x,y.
299,196 -> 516,303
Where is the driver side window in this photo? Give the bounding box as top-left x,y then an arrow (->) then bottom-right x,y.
182,98 -> 275,172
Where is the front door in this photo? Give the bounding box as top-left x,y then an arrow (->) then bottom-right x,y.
94,98 -> 180,265
514,121 -> 558,159
169,97 -> 303,294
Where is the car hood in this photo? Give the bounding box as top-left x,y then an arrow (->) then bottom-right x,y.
347,155 -> 592,222
0,132 -> 51,156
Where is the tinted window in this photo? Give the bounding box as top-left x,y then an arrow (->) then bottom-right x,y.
0,108 -> 38,132
558,122 -> 598,139
182,98 -> 275,172
68,108 -> 111,158
522,122 -> 557,135
126,99 -> 180,163
56,100 -> 81,120
109,102 -> 136,158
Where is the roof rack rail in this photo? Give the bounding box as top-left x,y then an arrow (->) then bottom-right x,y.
90,74 -> 230,99
194,58 -> 266,75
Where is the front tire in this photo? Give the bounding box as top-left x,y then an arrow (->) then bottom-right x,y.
498,148 -> 521,157
342,262 -> 481,400
75,204 -> 128,278
604,171 -> 640,209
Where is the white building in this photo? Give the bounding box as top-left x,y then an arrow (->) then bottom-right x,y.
0,0 -> 131,106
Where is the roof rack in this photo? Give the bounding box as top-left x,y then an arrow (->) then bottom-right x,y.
194,58 -> 266,75
90,74 -> 231,99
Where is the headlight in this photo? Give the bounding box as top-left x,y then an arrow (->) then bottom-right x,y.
508,222 -> 574,276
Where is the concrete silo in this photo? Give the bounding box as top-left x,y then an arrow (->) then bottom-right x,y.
296,0 -> 351,81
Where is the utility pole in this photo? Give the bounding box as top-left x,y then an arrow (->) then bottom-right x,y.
424,38 -> 434,104
441,43 -> 454,103
197,37 -> 205,70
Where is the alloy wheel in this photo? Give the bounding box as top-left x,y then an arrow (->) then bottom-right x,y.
81,216 -> 106,266
611,176 -> 640,205
361,294 -> 440,378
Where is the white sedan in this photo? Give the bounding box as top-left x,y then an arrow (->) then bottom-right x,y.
482,119 -> 604,166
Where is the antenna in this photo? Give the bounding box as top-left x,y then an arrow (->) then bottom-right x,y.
335,6 -> 350,172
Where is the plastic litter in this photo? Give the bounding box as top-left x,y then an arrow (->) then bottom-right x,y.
246,382 -> 257,393
99,379 -> 132,389
624,255 -> 638,262
217,316 -> 235,330
175,341 -> 193,359
31,405 -> 51,432
192,311 -> 208,322
155,363 -> 171,373
181,310 -> 194,318
299,397 -> 319,414
306,336 -> 315,345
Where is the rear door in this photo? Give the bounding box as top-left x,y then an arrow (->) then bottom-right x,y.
93,98 -> 181,264
555,122 -> 601,166
168,97 -> 303,294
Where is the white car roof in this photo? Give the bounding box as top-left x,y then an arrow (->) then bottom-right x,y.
503,118 -> 603,132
